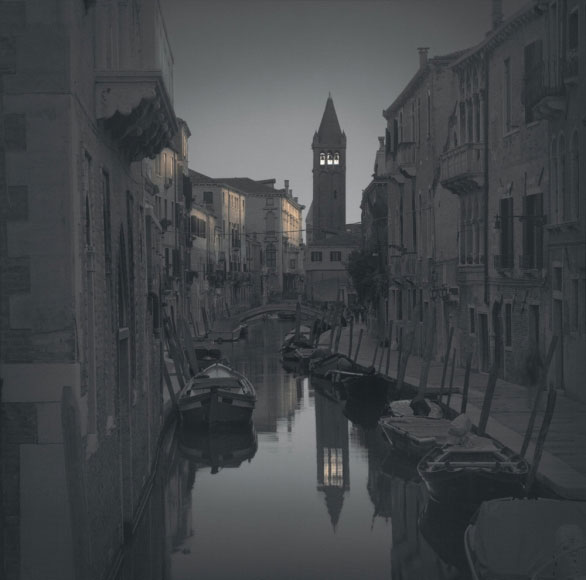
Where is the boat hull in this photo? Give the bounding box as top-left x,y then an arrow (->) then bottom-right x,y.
180,389 -> 254,426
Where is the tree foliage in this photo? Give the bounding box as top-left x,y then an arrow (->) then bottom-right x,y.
346,249 -> 388,306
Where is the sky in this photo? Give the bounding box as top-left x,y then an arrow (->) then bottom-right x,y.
160,0 -> 526,225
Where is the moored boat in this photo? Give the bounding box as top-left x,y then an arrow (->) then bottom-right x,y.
417,433 -> 529,506
378,408 -> 453,458
178,362 -> 256,427
309,351 -> 375,380
464,498 -> 586,580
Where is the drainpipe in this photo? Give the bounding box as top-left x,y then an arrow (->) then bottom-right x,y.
483,63 -> 490,306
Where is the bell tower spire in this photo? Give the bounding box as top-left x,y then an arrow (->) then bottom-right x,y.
310,94 -> 346,242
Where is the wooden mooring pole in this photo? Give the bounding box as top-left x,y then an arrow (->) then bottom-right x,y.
460,351 -> 473,414
353,328 -> 364,362
520,335 -> 558,458
438,327 -> 454,401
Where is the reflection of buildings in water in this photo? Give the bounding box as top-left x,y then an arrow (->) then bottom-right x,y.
388,475 -> 461,580
314,392 -> 350,530
364,428 -> 394,522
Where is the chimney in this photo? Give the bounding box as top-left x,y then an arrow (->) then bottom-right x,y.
418,47 -> 429,69
492,0 -> 503,29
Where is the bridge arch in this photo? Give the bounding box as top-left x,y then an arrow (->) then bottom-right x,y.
239,303 -> 322,323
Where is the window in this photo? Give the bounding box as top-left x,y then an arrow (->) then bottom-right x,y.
266,244 -> 276,268
327,152 -> 333,165
560,134 -> 569,221
571,131 -> 580,218
568,9 -> 579,51
522,193 -> 543,269
504,303 -> 512,347
203,191 -> 213,205
102,170 -> 112,275
311,251 -> 322,262
333,152 -> 340,165
426,90 -> 431,137
397,289 -> 403,321
570,279 -> 579,332
469,307 -> 476,335
499,197 -> 514,268
330,251 -> 342,262
553,266 -> 562,292
320,153 -> 326,165
551,138 -> 559,223
290,259 -> 296,269
524,40 -> 543,122
266,196 -> 274,206
504,58 -> 512,133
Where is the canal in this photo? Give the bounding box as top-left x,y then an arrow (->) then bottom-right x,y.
116,319 -> 473,580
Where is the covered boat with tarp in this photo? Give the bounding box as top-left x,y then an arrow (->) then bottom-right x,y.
464,498 -> 586,580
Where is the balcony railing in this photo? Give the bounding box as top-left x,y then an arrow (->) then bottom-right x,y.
440,143 -> 485,193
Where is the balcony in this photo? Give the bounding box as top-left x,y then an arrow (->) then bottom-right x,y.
440,143 -> 485,195
94,0 -> 177,161
525,62 -> 566,121
563,50 -> 579,85
396,141 -> 416,178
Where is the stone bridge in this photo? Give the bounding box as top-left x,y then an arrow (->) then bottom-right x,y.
238,302 -> 322,323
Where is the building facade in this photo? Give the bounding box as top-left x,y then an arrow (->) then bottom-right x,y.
0,0 -> 178,577
379,48 -> 461,358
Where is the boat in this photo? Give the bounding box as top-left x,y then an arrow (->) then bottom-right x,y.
378,406 -> 454,458
417,429 -> 529,506
309,351 -> 376,380
386,397 -> 444,419
178,422 -> 258,474
464,498 -> 586,580
178,362 -> 256,427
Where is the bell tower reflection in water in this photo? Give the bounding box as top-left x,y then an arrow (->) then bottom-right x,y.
314,392 -> 350,530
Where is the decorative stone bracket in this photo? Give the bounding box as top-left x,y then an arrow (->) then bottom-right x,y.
95,71 -> 178,162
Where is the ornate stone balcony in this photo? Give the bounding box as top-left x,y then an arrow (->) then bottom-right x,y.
396,141 -> 416,178
440,143 -> 485,195
94,0 -> 177,161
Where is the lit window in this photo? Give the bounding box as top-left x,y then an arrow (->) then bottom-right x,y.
327,153 -> 333,165
333,152 -> 340,165
320,153 -> 326,165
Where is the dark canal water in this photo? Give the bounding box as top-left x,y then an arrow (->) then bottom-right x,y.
118,319 -> 472,580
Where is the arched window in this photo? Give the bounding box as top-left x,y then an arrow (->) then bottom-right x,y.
571,131 -> 580,218
559,133 -> 568,221
333,152 -> 340,165
551,137 -> 558,223
319,152 -> 326,165
327,152 -> 333,165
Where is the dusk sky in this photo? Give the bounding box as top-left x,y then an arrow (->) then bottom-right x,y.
160,0 -> 525,226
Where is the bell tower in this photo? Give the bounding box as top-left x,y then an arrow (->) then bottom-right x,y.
311,94 -> 346,242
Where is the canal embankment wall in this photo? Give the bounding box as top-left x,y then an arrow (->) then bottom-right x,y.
317,322 -> 586,501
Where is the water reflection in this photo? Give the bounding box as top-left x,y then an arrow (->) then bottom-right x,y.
113,320 -> 475,579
